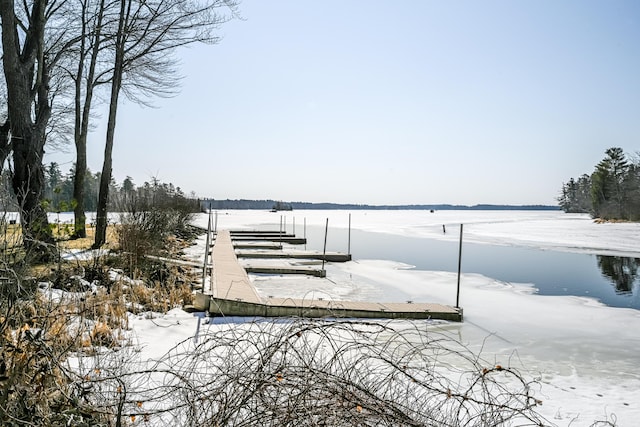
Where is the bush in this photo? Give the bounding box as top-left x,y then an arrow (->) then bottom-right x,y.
73,319 -> 551,427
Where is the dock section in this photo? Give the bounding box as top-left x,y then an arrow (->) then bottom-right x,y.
231,236 -> 307,245
194,229 -> 462,322
203,297 -> 462,321
236,250 -> 351,262
206,230 -> 262,303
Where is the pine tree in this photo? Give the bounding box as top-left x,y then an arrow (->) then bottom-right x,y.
591,147 -> 629,219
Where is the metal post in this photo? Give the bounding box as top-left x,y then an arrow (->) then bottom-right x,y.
348,213 -> 352,255
321,218 -> 329,273
456,223 -> 463,308
202,206 -> 212,292
293,217 -> 296,235
214,211 -> 218,233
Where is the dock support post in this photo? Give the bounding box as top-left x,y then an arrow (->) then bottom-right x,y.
456,223 -> 463,308
322,218 -> 329,272
202,206 -> 212,292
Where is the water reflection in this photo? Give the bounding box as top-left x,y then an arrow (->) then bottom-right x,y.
596,255 -> 640,295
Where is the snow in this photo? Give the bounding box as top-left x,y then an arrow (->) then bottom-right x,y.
52,209 -> 640,425
183,210 -> 640,426
61,248 -> 110,262
193,209 -> 640,257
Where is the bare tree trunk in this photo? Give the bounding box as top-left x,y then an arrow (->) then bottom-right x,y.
1,0 -> 55,259
73,0 -> 107,239
72,1 -> 89,239
94,137 -> 113,247
94,0 -> 126,248
12,132 -> 54,255
73,144 -> 88,238
91,0 -> 234,247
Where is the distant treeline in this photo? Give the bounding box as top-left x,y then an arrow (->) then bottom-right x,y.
558,147 -> 640,221
200,199 -> 560,211
0,162 -> 200,214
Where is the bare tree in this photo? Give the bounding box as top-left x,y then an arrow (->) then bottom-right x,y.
93,0 -> 237,248
67,0 -> 114,238
0,0 -> 57,257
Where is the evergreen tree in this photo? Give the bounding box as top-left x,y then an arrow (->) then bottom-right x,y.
591,147 -> 629,219
557,175 -> 592,213
44,162 -> 63,209
560,147 -> 640,221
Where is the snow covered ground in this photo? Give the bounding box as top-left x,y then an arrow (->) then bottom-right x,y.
184,210 -> 640,426
53,210 -> 640,425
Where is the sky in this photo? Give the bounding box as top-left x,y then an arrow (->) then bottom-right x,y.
45,0 -> 640,206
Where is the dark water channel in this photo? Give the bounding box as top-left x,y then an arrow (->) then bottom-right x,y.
296,225 -> 640,310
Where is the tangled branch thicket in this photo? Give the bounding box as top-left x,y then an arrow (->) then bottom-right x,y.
76,319 -> 550,427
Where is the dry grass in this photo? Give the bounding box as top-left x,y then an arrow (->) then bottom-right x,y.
0,209 -> 203,425
57,224 -> 120,251
0,223 -> 120,251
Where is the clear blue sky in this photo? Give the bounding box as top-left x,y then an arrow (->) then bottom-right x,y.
47,0 -> 640,205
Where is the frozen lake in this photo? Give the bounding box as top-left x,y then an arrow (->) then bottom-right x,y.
193,209 -> 640,426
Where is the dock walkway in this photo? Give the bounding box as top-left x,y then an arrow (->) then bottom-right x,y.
209,230 -> 262,303
195,229 -> 462,321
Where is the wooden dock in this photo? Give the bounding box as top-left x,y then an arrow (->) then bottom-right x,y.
244,264 -> 326,277
233,242 -> 283,250
231,236 -> 307,244
229,231 -> 297,238
207,230 -> 262,303
198,296 -> 462,321
195,229 -> 462,322
236,250 -> 352,262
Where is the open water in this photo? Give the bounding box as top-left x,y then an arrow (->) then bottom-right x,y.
300,225 -> 640,310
